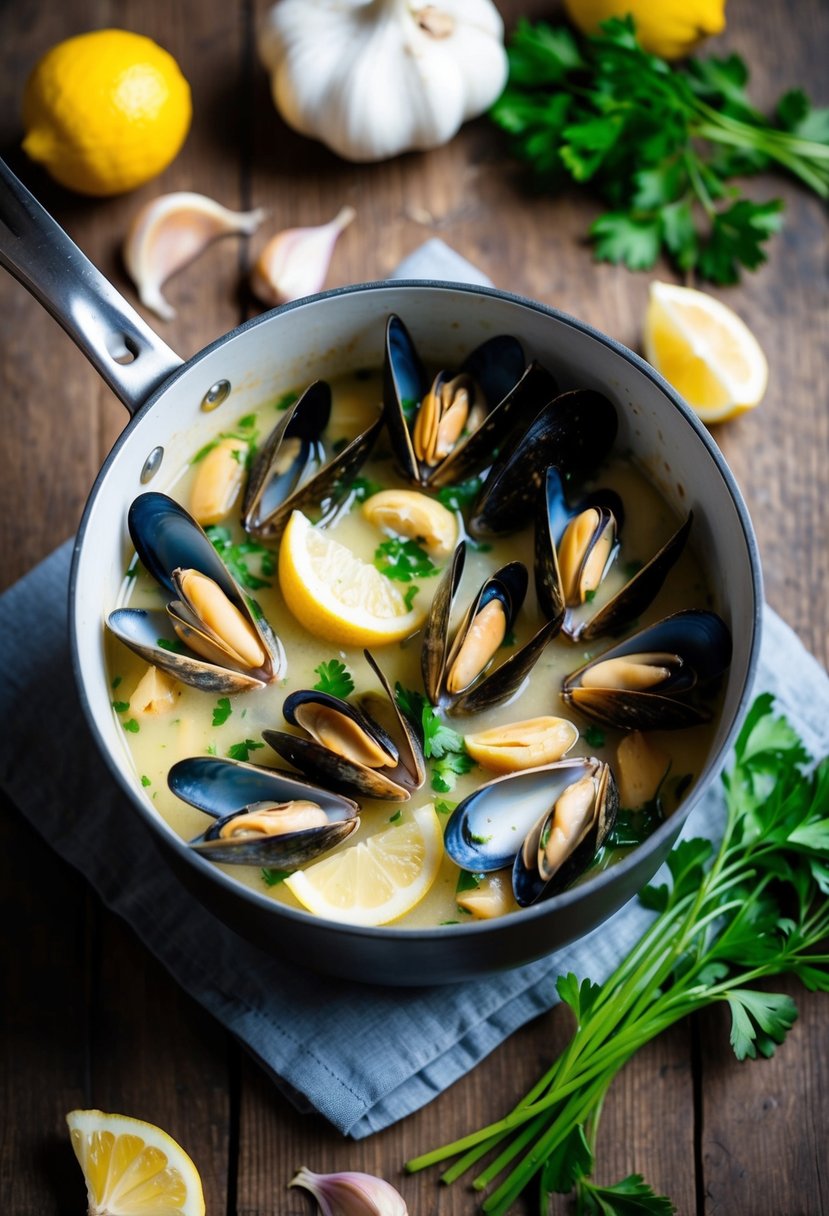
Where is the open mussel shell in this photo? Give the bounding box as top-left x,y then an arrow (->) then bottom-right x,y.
168,756 -> 359,866
444,757 -> 608,874
106,492 -> 284,693
469,389 -> 618,538
243,379 -> 383,541
562,610 -> 732,730
512,761 -> 618,906
422,543 -> 558,714
383,314 -> 558,488
263,651 -> 426,800
535,467 -> 693,641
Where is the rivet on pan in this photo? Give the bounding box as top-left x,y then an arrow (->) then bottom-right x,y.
201,379 -> 231,411
140,446 -> 164,484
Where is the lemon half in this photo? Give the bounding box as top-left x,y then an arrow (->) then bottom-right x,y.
66,1109 -> 205,1216
285,802 -> 444,926
278,509 -> 426,646
643,280 -> 768,425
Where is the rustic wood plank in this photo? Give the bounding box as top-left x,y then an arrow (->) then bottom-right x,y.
0,795 -> 89,1215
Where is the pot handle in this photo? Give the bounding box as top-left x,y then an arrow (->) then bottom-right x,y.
0,158 -> 183,417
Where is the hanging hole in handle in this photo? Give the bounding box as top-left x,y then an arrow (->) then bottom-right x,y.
108,334 -> 139,365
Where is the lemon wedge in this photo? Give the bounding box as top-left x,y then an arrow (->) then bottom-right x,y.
278,509 -> 426,646
643,280 -> 768,424
285,802 -> 444,926
66,1109 -> 205,1216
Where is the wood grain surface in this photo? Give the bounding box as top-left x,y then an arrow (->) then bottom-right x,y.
1,1 -> 827,1214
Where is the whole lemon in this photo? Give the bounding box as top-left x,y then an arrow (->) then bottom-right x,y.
22,29 -> 192,196
564,0 -> 726,59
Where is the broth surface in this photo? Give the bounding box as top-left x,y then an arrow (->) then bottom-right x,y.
107,370 -> 718,927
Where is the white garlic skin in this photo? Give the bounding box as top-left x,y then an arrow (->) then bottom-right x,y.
250,205 -> 355,307
124,192 -> 266,320
289,1166 -> 409,1216
258,0 -> 508,162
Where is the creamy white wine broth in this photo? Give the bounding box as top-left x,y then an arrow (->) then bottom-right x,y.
107,369 -> 720,927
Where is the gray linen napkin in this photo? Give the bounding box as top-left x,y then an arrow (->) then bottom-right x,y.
3,243 -> 829,1138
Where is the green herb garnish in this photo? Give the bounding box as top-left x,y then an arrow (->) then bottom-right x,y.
374,537 -> 440,582
404,585 -> 420,611
437,476 -> 483,512
408,694 -> 829,1211
313,660 -> 355,698
261,868 -> 292,887
111,700 -> 130,714
122,719 -> 140,734
157,637 -> 186,654
432,750 -> 476,794
206,743 -> 217,756
205,525 -> 274,590
456,871 -> 484,894
435,799 -> 457,816
490,17 -> 829,283
351,476 -> 384,502
111,675 -> 123,690
584,726 -> 606,748
227,739 -> 265,762
274,389 -> 299,411
400,396 -> 419,423
140,775 -> 151,788
212,697 -> 232,727
388,809 -> 403,824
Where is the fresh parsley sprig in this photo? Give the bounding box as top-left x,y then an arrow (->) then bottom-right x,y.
491,18 -> 829,282
313,659 -> 355,698
407,694 -> 829,1212
395,683 -> 476,792
374,537 -> 440,582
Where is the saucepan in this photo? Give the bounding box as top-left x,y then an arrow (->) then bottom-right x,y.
0,160 -> 761,985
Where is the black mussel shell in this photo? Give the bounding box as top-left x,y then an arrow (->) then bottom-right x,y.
512,762 -> 618,906
469,390 -> 618,538
383,314 -> 558,487
444,758 -> 602,872
169,756 -> 359,866
562,610 -> 732,730
243,380 -> 383,540
128,491 -> 235,597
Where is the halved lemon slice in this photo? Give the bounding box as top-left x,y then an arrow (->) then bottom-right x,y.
285,802 -> 443,926
643,280 -> 768,424
278,509 -> 426,646
66,1109 -> 205,1215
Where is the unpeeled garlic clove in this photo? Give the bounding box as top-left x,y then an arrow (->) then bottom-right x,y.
124,192 -> 266,320
289,1166 -> 408,1216
250,205 -> 355,307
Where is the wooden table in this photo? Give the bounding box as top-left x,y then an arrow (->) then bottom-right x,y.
2,1 -> 827,1212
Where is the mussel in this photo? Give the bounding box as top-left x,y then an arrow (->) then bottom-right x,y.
561,610 -> 732,730
168,756 -> 359,865
262,651 -> 426,800
243,379 -> 383,541
468,389 -> 618,538
383,315 -> 558,488
443,757 -> 618,905
422,543 -> 558,715
107,492 -> 284,693
535,467 -> 693,641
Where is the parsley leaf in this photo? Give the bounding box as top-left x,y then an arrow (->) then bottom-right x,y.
111,700 -> 130,714
437,476 -> 482,511
227,739 -> 265,762
351,476 -> 384,502
122,718 -> 140,733
140,775 -> 151,788
580,1174 -> 676,1215
490,17 -> 829,283
313,660 -> 355,698
205,525 -> 274,590
432,750 -> 475,793
374,537 -> 440,582
404,585 -> 420,611
212,697 -> 232,727
274,389 -> 299,411
421,707 -> 464,759
261,868 -> 292,886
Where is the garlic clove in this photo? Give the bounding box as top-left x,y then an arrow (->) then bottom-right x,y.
250,205 -> 355,308
124,192 -> 266,320
289,1166 -> 408,1216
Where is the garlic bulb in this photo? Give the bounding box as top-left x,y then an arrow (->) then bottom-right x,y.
124,192 -> 266,320
258,0 -> 508,162
250,206 -> 355,307
290,1167 -> 408,1216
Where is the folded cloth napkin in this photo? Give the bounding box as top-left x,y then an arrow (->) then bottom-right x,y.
3,242 -> 829,1139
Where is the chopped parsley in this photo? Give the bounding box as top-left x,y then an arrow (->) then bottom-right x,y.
313,659 -> 355,698
140,775 -> 152,788
111,700 -> 130,713
261,868 -> 292,886
584,726 -> 606,749
111,675 -> 123,690
388,809 -> 403,824
157,637 -> 186,654
432,750 -> 476,793
422,709 -> 464,760
205,525 -> 275,591
227,738 -> 265,762
584,589 -> 597,603
351,476 -> 383,502
404,585 -> 420,611
374,537 -> 440,582
400,395 -> 419,423
122,718 -> 140,734
437,476 -> 482,512
470,832 -> 493,845
206,743 -> 218,756
212,697 -> 232,727
274,389 -> 299,411
456,871 -> 484,894
434,799 -> 457,816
